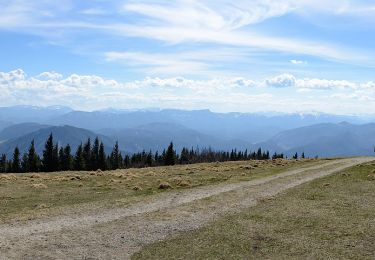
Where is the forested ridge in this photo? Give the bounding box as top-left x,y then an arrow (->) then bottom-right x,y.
0,134 -> 286,173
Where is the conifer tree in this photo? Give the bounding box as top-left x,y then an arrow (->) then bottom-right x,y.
82,138 -> 92,171
110,141 -> 120,170
146,150 -> 153,167
28,140 -> 40,172
6,160 -> 12,173
52,144 -> 59,171
91,137 -> 100,170
63,144 -> 73,171
12,147 -> 21,173
164,142 -> 176,166
301,152 -> 305,159
58,146 -> 64,171
98,142 -> 106,170
74,143 -> 85,171
0,154 -> 6,173
123,154 -> 129,168
21,153 -> 28,172
42,134 -> 56,172
180,147 -> 189,164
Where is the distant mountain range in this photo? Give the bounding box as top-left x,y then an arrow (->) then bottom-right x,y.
258,122 -> 375,157
47,109 -> 368,144
0,105 -> 374,158
98,122 -> 251,153
0,125 -> 114,156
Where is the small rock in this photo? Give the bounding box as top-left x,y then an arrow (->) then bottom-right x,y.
132,186 -> 142,191
31,183 -> 47,189
158,182 -> 172,189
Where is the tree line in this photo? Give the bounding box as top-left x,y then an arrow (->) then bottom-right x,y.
0,134 -> 285,173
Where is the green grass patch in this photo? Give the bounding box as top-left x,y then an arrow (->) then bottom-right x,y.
0,159 -> 319,222
133,161 -> 375,260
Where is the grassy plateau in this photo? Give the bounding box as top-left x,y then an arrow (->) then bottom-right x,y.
0,159 -> 320,222
133,161 -> 375,259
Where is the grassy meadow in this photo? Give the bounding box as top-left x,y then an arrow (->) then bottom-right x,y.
133,161 -> 375,259
0,159 -> 320,222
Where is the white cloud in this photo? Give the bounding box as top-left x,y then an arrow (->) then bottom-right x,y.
295,78 -> 358,90
290,59 -> 306,65
122,1 -> 295,30
0,69 -> 26,82
0,0 -> 372,66
104,49 -> 250,76
110,23 -> 362,63
1,69 -> 375,115
265,74 -> 296,88
105,51 -> 210,76
37,71 -> 63,80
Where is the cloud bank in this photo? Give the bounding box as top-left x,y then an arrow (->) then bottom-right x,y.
1,69 -> 374,115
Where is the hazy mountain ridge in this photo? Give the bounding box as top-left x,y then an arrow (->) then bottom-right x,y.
98,122 -> 252,153
0,123 -> 52,141
0,106 -> 374,158
259,122 -> 375,157
0,125 -> 114,157
47,107 -> 369,144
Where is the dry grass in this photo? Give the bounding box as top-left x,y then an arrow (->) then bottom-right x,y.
30,183 -> 48,189
133,161 -> 375,260
0,159 -> 320,222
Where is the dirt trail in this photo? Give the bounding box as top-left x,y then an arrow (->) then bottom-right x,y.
0,157 -> 372,259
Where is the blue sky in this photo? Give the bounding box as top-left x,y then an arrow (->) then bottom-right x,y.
1,0 -> 375,114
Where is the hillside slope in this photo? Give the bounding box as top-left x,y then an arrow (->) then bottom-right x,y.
0,125 -> 114,156
260,122 -> 375,157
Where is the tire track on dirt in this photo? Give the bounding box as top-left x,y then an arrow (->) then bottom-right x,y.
0,157 -> 372,259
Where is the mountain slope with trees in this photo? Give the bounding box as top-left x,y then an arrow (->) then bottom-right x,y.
0,125 -> 114,157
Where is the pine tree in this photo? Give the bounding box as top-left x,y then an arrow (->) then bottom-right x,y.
28,140 -> 40,172
98,142 -> 106,170
21,153 -> 28,172
0,154 -> 7,173
146,150 -> 153,167
91,137 -> 100,170
74,143 -> 85,171
164,142 -> 176,166
42,134 -> 56,172
52,144 -> 59,171
63,144 -> 73,171
12,147 -> 21,173
301,152 -> 305,159
58,146 -> 64,171
110,141 -> 120,170
180,148 -> 189,164
118,153 -> 124,169
82,138 -> 92,171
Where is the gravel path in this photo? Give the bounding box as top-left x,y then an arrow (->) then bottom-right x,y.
0,157 -> 372,259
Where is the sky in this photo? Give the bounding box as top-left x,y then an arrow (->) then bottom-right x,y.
1,0 -> 375,114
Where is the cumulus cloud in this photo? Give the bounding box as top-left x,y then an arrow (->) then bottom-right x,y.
0,69 -> 375,114
290,59 -> 306,65
296,78 -> 357,90
0,69 -> 26,82
265,74 -> 296,88
37,71 -> 63,80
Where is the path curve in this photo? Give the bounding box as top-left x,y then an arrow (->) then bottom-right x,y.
0,157 -> 372,259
